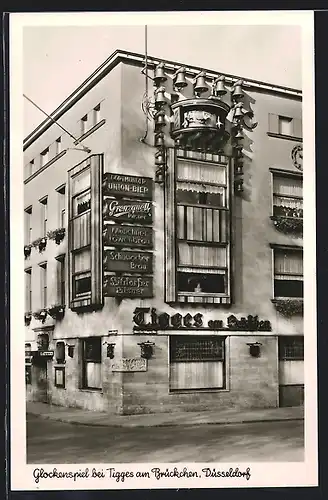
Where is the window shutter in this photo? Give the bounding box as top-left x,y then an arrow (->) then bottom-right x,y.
293,117 -> 302,138
268,113 -> 279,134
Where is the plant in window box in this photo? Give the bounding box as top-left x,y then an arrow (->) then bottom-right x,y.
31,237 -> 47,253
47,227 -> 66,245
33,308 -> 48,323
24,244 -> 32,258
47,304 -> 65,320
271,216 -> 303,235
272,299 -> 303,317
24,312 -> 32,326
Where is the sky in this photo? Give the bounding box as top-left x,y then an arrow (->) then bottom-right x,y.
23,22 -> 302,137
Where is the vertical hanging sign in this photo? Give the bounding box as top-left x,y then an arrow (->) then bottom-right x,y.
103,173 -> 154,298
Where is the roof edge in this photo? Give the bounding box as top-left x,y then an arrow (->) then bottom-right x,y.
24,49 -> 302,150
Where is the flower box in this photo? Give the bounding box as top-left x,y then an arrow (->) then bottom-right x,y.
32,237 -> 47,253
272,299 -> 303,317
33,309 -> 48,323
24,312 -> 32,326
24,245 -> 32,258
47,228 -> 66,245
47,305 -> 65,320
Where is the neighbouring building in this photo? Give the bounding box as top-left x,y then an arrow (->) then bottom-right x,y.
24,49 -> 304,415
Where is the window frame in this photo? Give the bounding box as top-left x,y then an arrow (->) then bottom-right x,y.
24,267 -> 32,313
24,205 -> 33,244
278,336 -> 304,361
169,335 -> 227,392
82,337 -> 102,390
39,262 -> 48,309
55,254 -> 66,306
39,196 -> 48,236
270,169 -> 303,219
165,149 -> 231,304
56,184 -> 66,228
40,147 -> 49,167
271,245 -> 303,300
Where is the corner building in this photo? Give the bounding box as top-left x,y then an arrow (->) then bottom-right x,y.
24,50 -> 304,415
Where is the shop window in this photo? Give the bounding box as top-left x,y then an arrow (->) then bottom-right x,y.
273,247 -> 303,299
272,172 -> 303,218
165,151 -> 231,304
82,337 -> 102,390
279,336 -> 304,361
68,155 -> 103,311
170,336 -> 226,391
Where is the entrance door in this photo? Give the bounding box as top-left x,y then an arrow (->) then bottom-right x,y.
35,359 -> 48,403
278,336 -> 304,407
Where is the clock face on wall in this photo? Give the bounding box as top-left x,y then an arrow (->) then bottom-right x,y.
291,145 -> 303,171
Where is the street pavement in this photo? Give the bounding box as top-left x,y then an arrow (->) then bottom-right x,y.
27,413 -> 304,464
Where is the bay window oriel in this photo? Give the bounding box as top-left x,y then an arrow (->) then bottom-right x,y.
67,154 -> 103,311
165,149 -> 231,304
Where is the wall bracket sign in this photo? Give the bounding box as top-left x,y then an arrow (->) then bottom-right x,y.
103,198 -> 153,224
103,225 -> 153,248
104,275 -> 153,298
104,249 -> 153,273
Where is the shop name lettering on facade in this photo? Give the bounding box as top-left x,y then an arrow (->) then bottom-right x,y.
103,173 -> 153,199
103,199 -> 152,223
133,308 -> 272,332
103,225 -> 153,248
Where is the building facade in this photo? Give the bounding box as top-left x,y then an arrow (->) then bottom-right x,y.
24,50 -> 304,415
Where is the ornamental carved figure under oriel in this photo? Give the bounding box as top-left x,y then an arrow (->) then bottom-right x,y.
170,97 -> 230,152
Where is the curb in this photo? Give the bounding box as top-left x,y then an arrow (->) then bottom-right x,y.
27,411 -> 304,429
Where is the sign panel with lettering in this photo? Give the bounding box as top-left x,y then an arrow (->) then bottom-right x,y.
103,225 -> 153,248
104,275 -> 153,298
103,198 -> 152,224
103,173 -> 153,199
104,249 -> 153,273
111,358 -> 147,372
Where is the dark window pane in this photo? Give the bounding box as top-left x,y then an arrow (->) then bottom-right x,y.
84,338 -> 101,362
171,336 -> 225,362
177,189 -> 224,207
177,272 -> 225,293
75,276 -> 91,295
274,279 -> 303,298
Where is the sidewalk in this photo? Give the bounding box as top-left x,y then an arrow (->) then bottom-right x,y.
27,401 -> 304,428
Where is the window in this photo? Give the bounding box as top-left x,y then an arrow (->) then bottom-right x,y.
25,268 -> 32,312
39,197 -> 48,236
170,336 -> 226,391
81,115 -> 88,135
55,341 -> 66,364
56,255 -> 66,305
278,116 -> 293,136
272,172 -> 303,218
72,248 -> 91,298
279,336 -> 304,361
268,113 -> 302,139
165,151 -> 231,304
24,206 -> 32,244
82,337 -> 102,390
55,137 -> 62,156
54,367 -> 65,388
40,148 -> 49,167
273,247 -> 303,298
93,103 -> 101,125
25,159 -> 34,179
56,184 -> 66,227
68,155 -> 103,311
39,263 -> 47,308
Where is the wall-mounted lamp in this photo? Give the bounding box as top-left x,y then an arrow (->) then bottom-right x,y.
65,343 -> 75,358
103,342 -> 116,359
246,342 -> 262,358
137,341 -> 155,360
